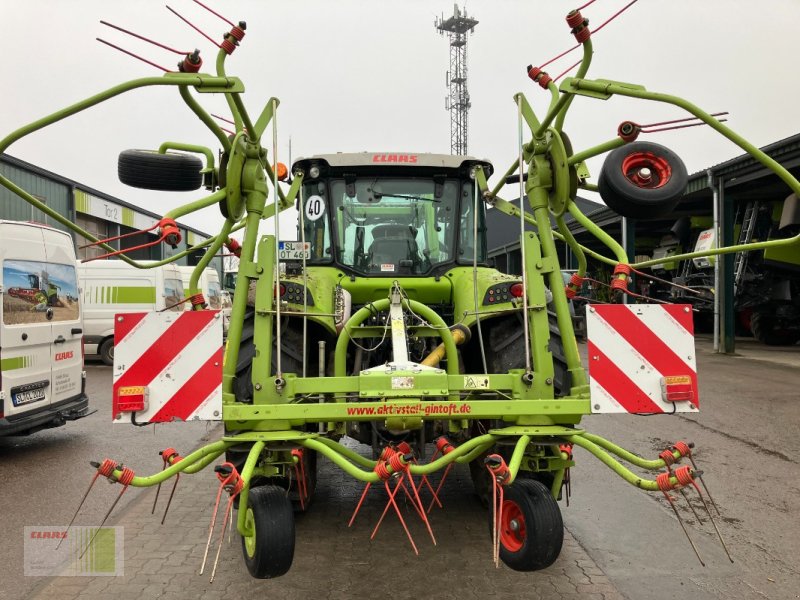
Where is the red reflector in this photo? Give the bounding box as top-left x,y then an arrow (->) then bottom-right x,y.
274,284 -> 286,297
116,386 -> 149,412
660,375 -> 694,403
510,283 -> 524,298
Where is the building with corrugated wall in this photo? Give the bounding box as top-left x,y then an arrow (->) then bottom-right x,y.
0,153 -> 222,276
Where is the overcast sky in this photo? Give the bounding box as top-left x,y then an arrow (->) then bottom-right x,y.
2,0 -> 799,240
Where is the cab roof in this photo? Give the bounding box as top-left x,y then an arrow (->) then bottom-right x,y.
292,152 -> 493,178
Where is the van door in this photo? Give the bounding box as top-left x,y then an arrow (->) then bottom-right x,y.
160,265 -> 185,312
1,225 -> 54,415
42,228 -> 83,404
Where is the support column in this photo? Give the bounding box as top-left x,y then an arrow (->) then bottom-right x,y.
621,217 -> 636,304
719,182 -> 736,353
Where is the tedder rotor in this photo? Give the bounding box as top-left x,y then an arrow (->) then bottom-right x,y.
2,0 -> 798,579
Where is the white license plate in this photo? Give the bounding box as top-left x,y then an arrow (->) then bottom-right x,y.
278,241 -> 310,260
13,388 -> 46,406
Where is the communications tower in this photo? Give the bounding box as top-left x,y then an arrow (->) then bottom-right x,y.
435,4 -> 478,156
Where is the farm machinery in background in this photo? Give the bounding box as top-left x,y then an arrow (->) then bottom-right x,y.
649,195 -> 800,345
2,0 -> 798,579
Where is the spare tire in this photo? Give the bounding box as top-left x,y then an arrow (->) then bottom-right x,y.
118,149 -> 203,192
598,141 -> 688,220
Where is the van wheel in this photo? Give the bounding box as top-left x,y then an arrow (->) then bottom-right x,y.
99,338 -> 114,366
118,149 -> 203,192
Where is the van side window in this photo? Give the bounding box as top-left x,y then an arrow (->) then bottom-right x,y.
163,277 -> 184,311
2,260 -> 79,324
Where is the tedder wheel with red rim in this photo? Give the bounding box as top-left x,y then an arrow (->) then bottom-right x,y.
598,141 -> 688,220
490,479 -> 564,571
241,485 -> 295,578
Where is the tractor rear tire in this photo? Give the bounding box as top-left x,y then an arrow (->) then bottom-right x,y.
118,149 -> 203,192
228,312 -> 315,511
598,141 -> 688,220
489,479 -> 563,571
486,312 -> 570,397
241,485 -> 295,578
472,312 -> 569,505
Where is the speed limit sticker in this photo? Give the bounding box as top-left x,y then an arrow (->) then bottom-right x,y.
305,195 -> 325,221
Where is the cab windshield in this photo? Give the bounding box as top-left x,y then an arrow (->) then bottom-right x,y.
300,176 -> 484,275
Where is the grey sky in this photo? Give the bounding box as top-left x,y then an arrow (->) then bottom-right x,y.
2,0 -> 798,239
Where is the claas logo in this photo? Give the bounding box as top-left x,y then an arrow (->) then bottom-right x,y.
55,351 -> 74,361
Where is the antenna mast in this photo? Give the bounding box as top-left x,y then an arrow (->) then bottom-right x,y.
435,4 -> 478,156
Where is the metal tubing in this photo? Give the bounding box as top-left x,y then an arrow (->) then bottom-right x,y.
581,432 -> 678,470
517,96 -> 533,375
568,435 -> 680,491
506,435 -> 531,484
107,441 -> 230,487
235,441 -> 266,537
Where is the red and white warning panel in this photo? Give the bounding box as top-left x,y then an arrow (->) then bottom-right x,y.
586,304 -> 699,414
112,311 -> 223,423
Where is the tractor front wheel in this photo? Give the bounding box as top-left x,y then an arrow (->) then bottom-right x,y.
241,485 -> 295,578
490,479 -> 563,571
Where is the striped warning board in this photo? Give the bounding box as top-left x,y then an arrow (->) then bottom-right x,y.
112,310 -> 223,423
586,304 -> 699,414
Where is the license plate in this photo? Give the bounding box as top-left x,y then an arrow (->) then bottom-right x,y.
13,388 -> 46,406
278,241 -> 310,260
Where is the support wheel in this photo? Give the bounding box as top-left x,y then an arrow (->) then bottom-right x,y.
491,479 -> 563,571
241,485 -> 295,578
99,338 -> 114,366
598,141 -> 688,219
118,149 -> 203,192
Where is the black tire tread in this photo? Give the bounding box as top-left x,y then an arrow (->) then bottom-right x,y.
493,479 -> 564,571
241,485 -> 295,578
118,149 -> 203,192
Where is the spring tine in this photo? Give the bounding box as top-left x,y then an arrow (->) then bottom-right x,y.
426,463 -> 452,513
678,488 -> 703,524
151,482 -> 163,515
693,487 -> 734,563
210,497 -> 235,582
160,474 -> 180,525
57,473 -> 100,550
79,487 -> 126,560
228,504 -> 233,544
371,480 -> 418,554
666,495 -> 705,567
199,485 -> 225,575
405,473 -> 436,545
348,482 -> 372,527
688,456 -> 721,516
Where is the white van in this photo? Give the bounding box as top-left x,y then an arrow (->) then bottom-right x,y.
0,221 -> 89,436
178,265 -> 231,334
79,260 -> 185,364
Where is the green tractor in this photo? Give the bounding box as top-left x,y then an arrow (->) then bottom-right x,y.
226,153 -> 572,515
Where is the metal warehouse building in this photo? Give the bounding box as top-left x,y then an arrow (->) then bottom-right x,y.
0,153 -> 222,274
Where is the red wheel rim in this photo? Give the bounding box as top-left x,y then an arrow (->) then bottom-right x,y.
620,151 -> 671,189
500,499 -> 526,552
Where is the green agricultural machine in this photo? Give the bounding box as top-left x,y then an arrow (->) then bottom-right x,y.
2,2 -> 799,579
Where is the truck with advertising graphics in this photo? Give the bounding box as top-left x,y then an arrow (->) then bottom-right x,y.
78,260 -> 186,365
0,220 -> 90,436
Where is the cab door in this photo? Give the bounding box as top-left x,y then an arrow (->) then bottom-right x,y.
0,225 -> 54,415
42,228 -> 83,404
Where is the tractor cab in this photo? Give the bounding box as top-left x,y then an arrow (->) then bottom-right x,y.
292,153 -> 493,278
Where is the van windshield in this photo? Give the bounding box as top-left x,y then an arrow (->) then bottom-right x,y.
2,260 -> 79,324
